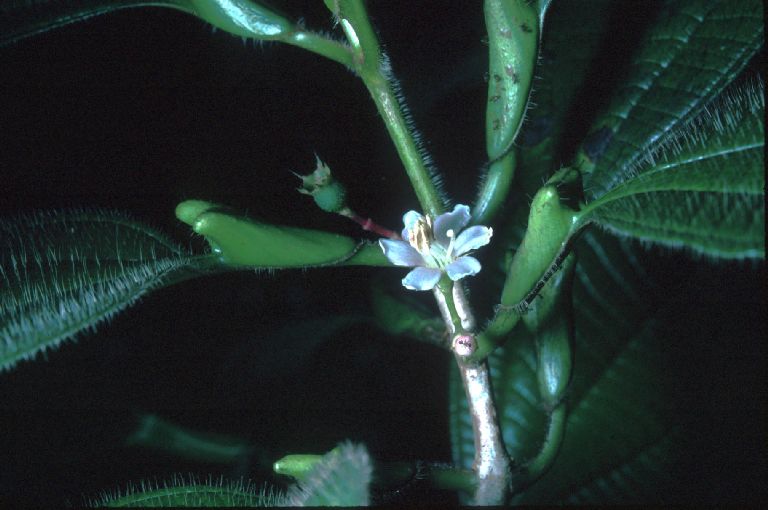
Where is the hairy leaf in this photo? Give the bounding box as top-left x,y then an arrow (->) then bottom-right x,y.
581,79 -> 765,258
286,441 -> 372,507
578,0 -> 764,199
91,475 -> 284,507
0,209 -> 215,372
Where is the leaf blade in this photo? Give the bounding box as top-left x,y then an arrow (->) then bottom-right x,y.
0,209 -> 212,372
581,78 -> 765,259
579,0 -> 764,199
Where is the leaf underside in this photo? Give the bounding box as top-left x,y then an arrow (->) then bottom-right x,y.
584,78 -> 765,259
580,0 -> 764,199
0,209 -> 213,372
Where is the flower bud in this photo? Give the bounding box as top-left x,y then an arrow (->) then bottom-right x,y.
188,0 -> 292,40
296,157 -> 348,213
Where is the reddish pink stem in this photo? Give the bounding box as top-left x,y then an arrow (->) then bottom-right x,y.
350,213 -> 400,240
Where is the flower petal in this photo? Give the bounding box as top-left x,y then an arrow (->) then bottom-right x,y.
433,204 -> 470,245
379,239 -> 424,267
453,226 -> 493,256
401,210 -> 424,240
445,256 -> 481,281
402,267 -> 443,291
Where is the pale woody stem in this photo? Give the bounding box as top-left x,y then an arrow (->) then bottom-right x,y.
435,285 -> 512,504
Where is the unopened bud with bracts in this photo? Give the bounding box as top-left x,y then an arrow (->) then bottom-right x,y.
295,156 -> 348,214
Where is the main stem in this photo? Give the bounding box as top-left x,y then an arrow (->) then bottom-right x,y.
435,284 -> 512,505
337,3 -> 509,501
456,356 -> 512,505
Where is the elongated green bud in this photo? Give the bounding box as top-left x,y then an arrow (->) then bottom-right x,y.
176,200 -> 359,267
274,453 -> 324,480
535,318 -> 572,409
187,0 -> 292,40
484,0 -> 539,161
523,256 -> 575,409
472,183 -> 578,361
175,199 -> 219,226
501,184 -> 577,305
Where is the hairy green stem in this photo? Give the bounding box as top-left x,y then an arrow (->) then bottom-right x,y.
333,0 -> 444,217
285,30 -> 353,68
362,73 -> 443,216
333,3 -> 510,502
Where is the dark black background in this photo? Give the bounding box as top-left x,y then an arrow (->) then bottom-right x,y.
0,0 -> 765,506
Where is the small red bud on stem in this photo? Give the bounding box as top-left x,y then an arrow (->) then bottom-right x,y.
452,334 -> 477,357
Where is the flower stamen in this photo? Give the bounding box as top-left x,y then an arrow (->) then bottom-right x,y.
408,216 -> 434,256
446,229 -> 456,258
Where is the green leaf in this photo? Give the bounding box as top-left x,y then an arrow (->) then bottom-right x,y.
472,0 -> 543,224
0,0 -> 163,46
0,209 -> 215,373
581,79 -> 765,259
521,232 -> 678,504
286,441 -> 372,507
0,0 -> 353,66
578,0 -> 764,199
0,0 -> 288,45
92,475 -> 284,507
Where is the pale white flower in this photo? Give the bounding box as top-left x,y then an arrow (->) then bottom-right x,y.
379,204 -> 493,291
